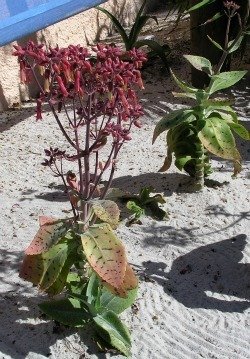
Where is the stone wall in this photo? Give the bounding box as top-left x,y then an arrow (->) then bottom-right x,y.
0,0 -> 140,111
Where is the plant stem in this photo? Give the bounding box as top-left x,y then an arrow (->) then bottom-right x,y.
194,140 -> 205,190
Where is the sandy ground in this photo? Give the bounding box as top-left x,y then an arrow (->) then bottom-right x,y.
0,17 -> 250,359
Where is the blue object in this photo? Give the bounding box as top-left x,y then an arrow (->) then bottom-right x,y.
0,0 -> 107,46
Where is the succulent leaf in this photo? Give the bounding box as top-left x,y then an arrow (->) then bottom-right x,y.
153,109 -> 194,143
81,223 -> 127,288
184,55 -> 213,75
198,117 -> 241,161
209,71 -> 247,94
171,70 -> 198,93
93,310 -> 131,357
39,298 -> 91,327
25,216 -> 71,255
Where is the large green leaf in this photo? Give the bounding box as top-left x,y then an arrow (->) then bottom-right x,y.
86,272 -> 100,306
93,310 -> 131,357
91,200 -> 120,229
209,71 -> 247,94
184,55 -> 213,75
39,298 -> 91,327
81,223 -> 127,288
46,255 -> 75,296
153,109 -> 194,143
228,122 -> 250,140
100,286 -> 137,315
39,241 -> 73,291
25,216 -> 71,255
170,70 -> 198,93
198,117 -> 241,160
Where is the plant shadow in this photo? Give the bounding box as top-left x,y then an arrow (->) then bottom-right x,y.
0,250 -> 110,358
137,234 -> 250,312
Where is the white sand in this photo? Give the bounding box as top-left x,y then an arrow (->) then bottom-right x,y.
0,29 -> 250,358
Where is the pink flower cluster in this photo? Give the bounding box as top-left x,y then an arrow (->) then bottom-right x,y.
13,42 -> 147,141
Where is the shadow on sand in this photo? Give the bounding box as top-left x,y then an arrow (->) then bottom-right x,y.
138,234 -> 250,312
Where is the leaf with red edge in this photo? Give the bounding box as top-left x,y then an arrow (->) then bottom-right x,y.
81,223 -> 127,289
25,216 -> 71,255
102,264 -> 138,298
19,254 -> 44,285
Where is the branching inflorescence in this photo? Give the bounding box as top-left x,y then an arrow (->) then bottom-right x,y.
14,42 -> 146,222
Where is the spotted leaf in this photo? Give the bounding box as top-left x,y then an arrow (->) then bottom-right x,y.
209,71 -> 247,94
102,264 -> 138,298
91,200 -> 120,229
19,254 -> 44,285
39,241 -> 73,291
25,216 -> 71,255
198,117 -> 241,161
81,223 -> 127,288
153,109 -> 194,143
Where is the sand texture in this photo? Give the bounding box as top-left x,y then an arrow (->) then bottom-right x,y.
0,19 -> 250,359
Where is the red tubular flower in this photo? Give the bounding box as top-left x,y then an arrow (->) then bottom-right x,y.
56,75 -> 69,97
74,70 -> 81,93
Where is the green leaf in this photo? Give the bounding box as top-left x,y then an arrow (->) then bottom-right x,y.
86,272 -> 100,306
204,105 -> 238,121
209,71 -> 247,94
93,311 -> 131,357
135,39 -> 170,67
186,0 -> 215,12
25,216 -> 71,255
171,70 -> 198,93
127,200 -> 144,219
96,7 -> 129,49
66,273 -> 87,297
46,255 -> 75,296
153,109 -> 194,143
91,200 -> 120,229
128,0 -> 148,48
228,122 -> 250,140
175,156 -> 194,170
198,117 -> 241,161
202,99 -> 233,107
172,92 -> 197,99
207,35 -> 223,50
228,36 -> 244,54
100,285 -> 137,314
81,223 -> 127,288
39,241 -> 73,291
39,298 -> 91,327
184,55 -> 213,75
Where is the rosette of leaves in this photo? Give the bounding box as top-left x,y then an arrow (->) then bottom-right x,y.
20,202 -> 138,356
97,0 -> 170,67
153,55 -> 249,189
126,186 -> 168,223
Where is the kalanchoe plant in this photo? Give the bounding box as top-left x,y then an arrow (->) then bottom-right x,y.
97,0 -> 170,67
14,41 -> 147,356
153,1 -> 249,190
